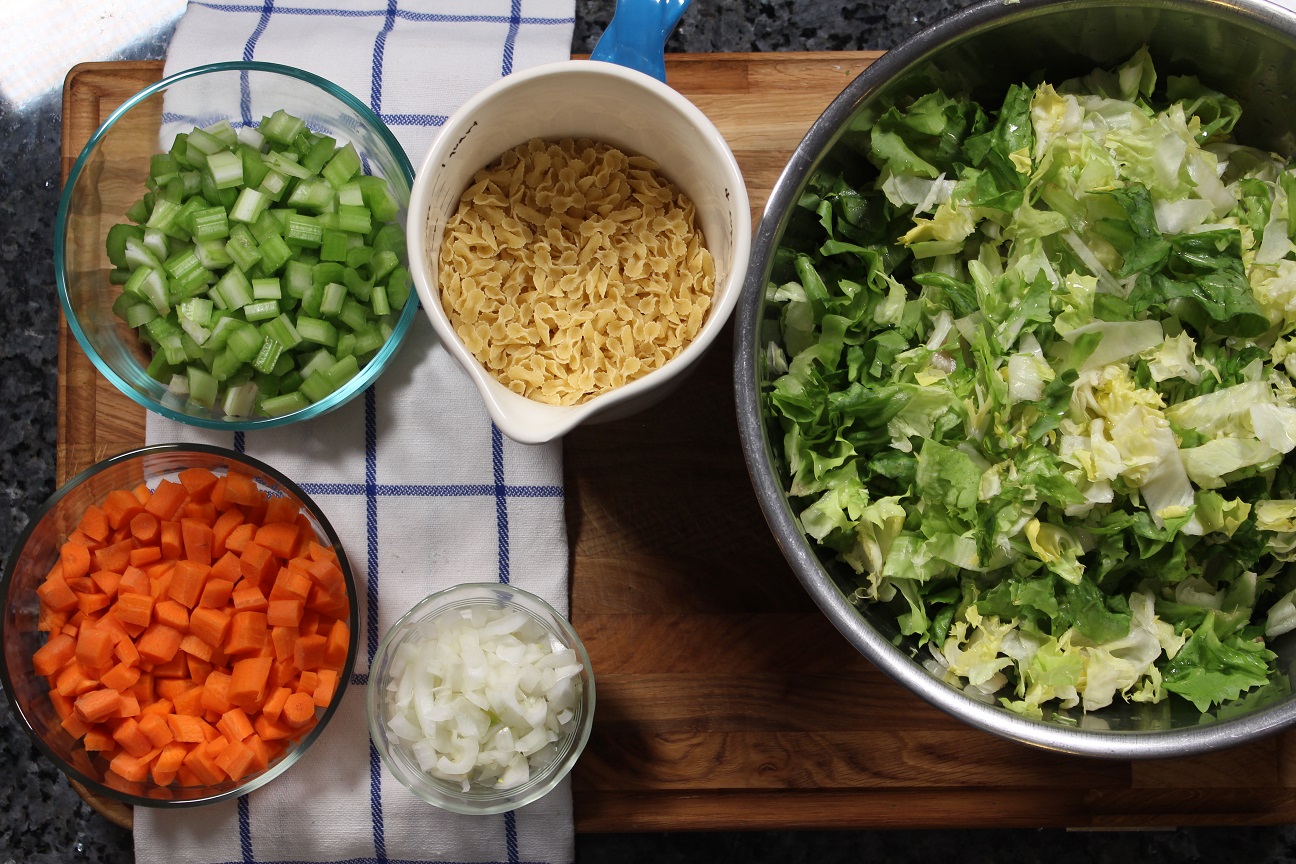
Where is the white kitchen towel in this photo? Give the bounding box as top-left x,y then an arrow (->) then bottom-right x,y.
134,2 -> 577,863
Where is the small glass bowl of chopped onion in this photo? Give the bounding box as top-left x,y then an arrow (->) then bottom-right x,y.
365,582 -> 594,815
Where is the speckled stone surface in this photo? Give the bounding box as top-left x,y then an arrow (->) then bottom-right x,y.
4,2 -> 1296,862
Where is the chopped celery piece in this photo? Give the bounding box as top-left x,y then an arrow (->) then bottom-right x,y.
320,229 -> 349,262
179,317 -> 212,346
299,347 -> 336,379
302,135 -> 338,174
263,313 -> 303,349
320,282 -> 347,316
359,176 -> 401,223
299,370 -> 335,403
312,261 -> 345,287
284,213 -> 323,247
283,259 -> 312,299
336,331 -> 357,359
346,245 -> 376,269
145,352 -> 173,383
261,391 -> 309,416
225,223 -> 262,272
343,266 -> 372,302
238,125 -> 266,150
322,143 -> 361,189
194,237 -> 235,270
205,149 -> 244,189
243,299 -> 280,322
324,354 -> 360,388
259,169 -> 289,198
210,347 -> 243,382
206,315 -> 241,350
339,298 -> 371,332
251,337 -> 285,375
239,143 -> 270,189
126,197 -> 151,224
226,322 -> 266,363
124,266 -> 169,314
214,266 -> 254,310
338,181 -> 365,207
189,205 -> 230,241
371,224 -> 406,258
186,126 -> 228,157
369,248 -> 399,282
337,204 -> 371,235
187,366 -> 219,408
252,277 -> 282,300
258,233 -> 292,274
222,380 -> 259,417
261,109 -> 306,145
371,283 -> 390,317
353,326 -> 384,356
296,315 -> 339,348
204,119 -> 239,148
229,186 -> 270,224
177,297 -> 214,326
106,224 -> 143,268
387,265 -> 411,311
142,227 -> 170,262
262,149 -> 314,179
286,177 -> 336,212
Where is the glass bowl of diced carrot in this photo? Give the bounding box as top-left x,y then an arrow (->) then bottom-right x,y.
55,61 -> 419,430
0,443 -> 358,806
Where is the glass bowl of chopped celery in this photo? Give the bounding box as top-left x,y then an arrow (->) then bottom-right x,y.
736,0 -> 1296,758
0,443 -> 360,806
55,62 -> 418,429
365,582 -> 595,815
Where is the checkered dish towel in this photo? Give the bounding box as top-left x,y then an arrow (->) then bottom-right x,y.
134,2 -> 576,863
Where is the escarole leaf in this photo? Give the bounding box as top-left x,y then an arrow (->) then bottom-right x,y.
760,46 -> 1296,719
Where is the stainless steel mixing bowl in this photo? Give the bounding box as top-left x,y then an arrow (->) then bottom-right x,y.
735,0 -> 1296,758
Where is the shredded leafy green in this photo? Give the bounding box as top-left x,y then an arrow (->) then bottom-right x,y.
761,47 -> 1296,717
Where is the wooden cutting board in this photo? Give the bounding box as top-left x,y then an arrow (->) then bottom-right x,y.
59,56 -> 1296,834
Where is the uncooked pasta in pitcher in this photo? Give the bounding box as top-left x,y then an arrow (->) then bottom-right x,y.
437,137 -> 715,405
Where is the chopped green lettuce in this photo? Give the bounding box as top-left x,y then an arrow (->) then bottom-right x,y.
763,47 -> 1296,716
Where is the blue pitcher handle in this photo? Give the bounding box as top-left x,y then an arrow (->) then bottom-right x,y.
589,0 -> 693,83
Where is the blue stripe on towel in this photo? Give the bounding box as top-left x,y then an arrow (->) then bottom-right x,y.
371,0 -> 398,114
238,795 -> 254,863
492,424 -> 510,585
362,386 -> 389,863
239,0 -> 275,124
501,0 -> 522,76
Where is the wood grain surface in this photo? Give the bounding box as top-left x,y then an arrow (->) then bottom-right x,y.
60,55 -> 1296,835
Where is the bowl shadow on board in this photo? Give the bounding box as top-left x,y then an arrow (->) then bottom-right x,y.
560,317 -> 817,618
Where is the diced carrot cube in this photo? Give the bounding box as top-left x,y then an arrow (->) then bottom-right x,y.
199,578 -> 235,609
75,626 -> 116,669
154,598 -> 190,632
74,688 -> 122,723
33,633 -> 76,677
136,624 -> 183,665
181,518 -> 214,566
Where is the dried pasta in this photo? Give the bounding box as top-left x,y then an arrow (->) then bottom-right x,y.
437,137 -> 715,405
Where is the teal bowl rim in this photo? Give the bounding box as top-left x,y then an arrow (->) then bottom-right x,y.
54,60 -> 420,431
0,443 -> 361,807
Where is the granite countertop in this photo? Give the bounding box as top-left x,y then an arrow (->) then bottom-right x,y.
3,1 -> 1296,861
